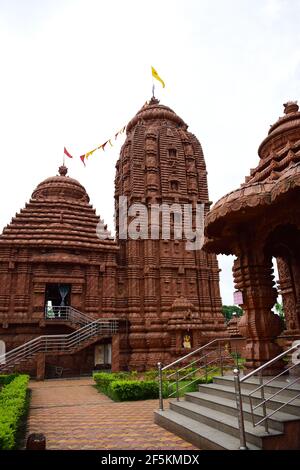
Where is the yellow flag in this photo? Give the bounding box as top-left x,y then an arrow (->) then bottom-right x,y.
151,66 -> 165,88
85,148 -> 96,159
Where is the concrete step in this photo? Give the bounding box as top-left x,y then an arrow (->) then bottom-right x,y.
154,409 -> 260,450
186,391 -> 300,431
169,400 -> 282,448
214,375 -> 300,400
198,383 -> 300,417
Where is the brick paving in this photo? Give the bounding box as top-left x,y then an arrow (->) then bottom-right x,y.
26,378 -> 198,450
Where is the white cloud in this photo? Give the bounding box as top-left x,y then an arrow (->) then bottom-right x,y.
262,0 -> 285,20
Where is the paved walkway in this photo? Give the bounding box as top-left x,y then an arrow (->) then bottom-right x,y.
26,378 -> 197,450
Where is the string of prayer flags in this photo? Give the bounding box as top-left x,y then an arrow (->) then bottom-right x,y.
79,124 -> 127,166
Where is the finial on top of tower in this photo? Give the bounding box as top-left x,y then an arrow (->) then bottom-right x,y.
283,101 -> 299,115
58,165 -> 68,177
149,96 -> 160,105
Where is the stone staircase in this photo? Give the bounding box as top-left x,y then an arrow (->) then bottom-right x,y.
154,374 -> 300,450
0,312 -> 118,374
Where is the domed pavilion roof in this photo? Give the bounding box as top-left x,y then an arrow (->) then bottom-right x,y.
31,164 -> 90,203
0,165 -> 117,250
204,102 -> 300,254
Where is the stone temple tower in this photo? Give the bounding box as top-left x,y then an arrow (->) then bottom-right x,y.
115,98 -> 225,370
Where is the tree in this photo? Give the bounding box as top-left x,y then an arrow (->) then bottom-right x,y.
222,305 -> 243,323
274,302 -> 285,328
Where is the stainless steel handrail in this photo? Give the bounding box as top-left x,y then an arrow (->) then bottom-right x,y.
0,318 -> 119,371
161,338 -> 221,371
157,337 -> 241,411
233,342 -> 300,450
45,305 -> 118,324
240,343 -> 300,383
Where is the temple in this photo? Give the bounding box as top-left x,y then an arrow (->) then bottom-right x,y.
0,98 -> 225,377
204,101 -> 300,372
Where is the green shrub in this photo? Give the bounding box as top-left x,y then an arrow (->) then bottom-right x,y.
0,375 -> 29,450
0,374 -> 19,386
165,376 -> 213,397
93,372 -> 119,393
129,370 -> 138,379
107,380 -> 159,401
93,370 -> 213,402
143,370 -> 158,380
93,371 -> 140,391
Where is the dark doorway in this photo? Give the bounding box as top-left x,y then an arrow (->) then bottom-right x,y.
45,284 -> 71,317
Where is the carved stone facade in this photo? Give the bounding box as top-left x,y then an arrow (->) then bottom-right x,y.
115,98 -> 225,369
0,99 -> 225,375
0,165 -> 121,376
204,101 -> 300,372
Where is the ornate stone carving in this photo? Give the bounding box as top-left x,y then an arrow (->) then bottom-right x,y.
204,102 -> 300,372
115,98 -> 225,369
0,98 -> 226,375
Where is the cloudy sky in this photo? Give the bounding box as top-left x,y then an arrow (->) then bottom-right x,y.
0,0 -> 299,304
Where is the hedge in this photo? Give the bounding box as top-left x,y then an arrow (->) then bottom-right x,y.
107,380 -> 160,401
94,372 -> 165,401
0,375 -> 30,450
93,371 -> 214,401
94,373 -> 120,393
0,374 -> 19,387
93,372 -> 135,391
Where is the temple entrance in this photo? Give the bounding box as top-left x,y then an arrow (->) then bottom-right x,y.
45,283 -> 71,317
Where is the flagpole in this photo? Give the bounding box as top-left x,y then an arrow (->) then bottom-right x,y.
151,66 -> 155,98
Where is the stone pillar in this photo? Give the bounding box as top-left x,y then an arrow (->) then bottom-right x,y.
36,353 -> 45,381
111,334 -> 120,372
277,256 -> 300,333
233,251 -> 283,374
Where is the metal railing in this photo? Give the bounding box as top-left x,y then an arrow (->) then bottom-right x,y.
234,342 -> 300,450
0,318 -> 118,373
44,305 -> 95,326
157,337 -> 241,411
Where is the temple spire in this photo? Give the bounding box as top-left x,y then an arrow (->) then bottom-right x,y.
149,96 -> 160,105
58,164 -> 68,177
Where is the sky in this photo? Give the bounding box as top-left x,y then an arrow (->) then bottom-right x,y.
0,0 -> 299,304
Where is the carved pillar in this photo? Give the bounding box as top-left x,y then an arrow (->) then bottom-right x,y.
277,256 -> 300,333
234,250 -> 283,374
293,257 -> 300,333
